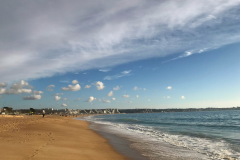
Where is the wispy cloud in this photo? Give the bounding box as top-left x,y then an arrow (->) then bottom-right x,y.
104,70 -> 132,80
0,1 -> 240,82
103,99 -> 111,103
163,48 -> 210,63
99,68 -> 111,72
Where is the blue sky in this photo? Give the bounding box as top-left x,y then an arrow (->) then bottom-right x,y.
0,0 -> 240,109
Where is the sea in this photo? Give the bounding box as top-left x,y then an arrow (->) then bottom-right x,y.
78,110 -> 240,160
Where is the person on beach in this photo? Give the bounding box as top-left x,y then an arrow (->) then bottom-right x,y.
42,109 -> 45,118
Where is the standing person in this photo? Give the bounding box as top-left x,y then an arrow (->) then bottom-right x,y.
42,109 -> 45,118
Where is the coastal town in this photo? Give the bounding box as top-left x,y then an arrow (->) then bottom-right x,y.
1,106 -> 240,116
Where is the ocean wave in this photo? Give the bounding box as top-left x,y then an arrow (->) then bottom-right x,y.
85,116 -> 240,160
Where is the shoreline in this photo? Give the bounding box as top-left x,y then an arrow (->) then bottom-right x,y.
0,115 -> 128,160
85,119 -> 149,160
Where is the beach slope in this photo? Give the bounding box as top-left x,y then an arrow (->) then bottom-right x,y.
0,115 -> 127,160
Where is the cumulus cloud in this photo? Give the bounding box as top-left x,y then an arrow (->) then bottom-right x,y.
1,80 -> 33,94
33,90 -> 43,95
113,86 -> 121,91
11,80 -> 31,90
122,95 -> 130,98
0,83 -> 7,88
136,95 -> 139,98
112,98 -> 116,100
86,96 -> 95,102
23,95 -> 41,100
4,89 -> 32,94
72,80 -> 78,84
104,70 -> 132,80
61,103 -> 67,107
84,85 -> 91,89
46,85 -> 55,91
95,81 -> 105,90
103,100 -> 111,103
167,86 -> 172,90
62,84 -> 81,91
133,86 -> 139,91
0,1 -> 240,82
54,96 -> 61,100
63,98 -> 67,100
0,88 -> 6,94
181,96 -> 185,99
108,91 -> 113,96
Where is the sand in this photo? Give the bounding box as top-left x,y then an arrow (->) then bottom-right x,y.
0,115 -> 128,160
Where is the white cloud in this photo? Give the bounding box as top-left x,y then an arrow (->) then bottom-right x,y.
113,86 -> 121,91
4,89 -> 32,94
72,80 -> 78,84
62,84 -> 81,91
0,88 -> 6,94
136,95 -> 139,98
33,90 -> 43,95
122,95 -> 130,98
167,86 -> 172,90
46,85 -> 55,91
133,86 -> 139,91
104,70 -> 132,80
95,81 -> 105,90
19,89 -> 32,93
54,96 -> 61,101
1,1 -> 240,82
23,95 -> 41,100
84,85 -> 91,89
86,96 -> 95,102
1,80 -> 32,94
143,88 -> 147,91
129,101 -> 132,103
0,83 -> 7,88
108,91 -> 113,96
103,99 -> 111,103
52,93 -> 63,96
61,103 -> 67,107
167,96 -> 170,98
148,99 -> 150,101
181,96 -> 185,99
11,80 -> 30,90
99,68 -> 111,72
63,98 -> 67,100
112,98 -> 116,100
163,48 -> 211,63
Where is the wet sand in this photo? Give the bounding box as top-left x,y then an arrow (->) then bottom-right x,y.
0,115 -> 128,160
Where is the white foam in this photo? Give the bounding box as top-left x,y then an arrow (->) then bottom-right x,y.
84,116 -> 240,160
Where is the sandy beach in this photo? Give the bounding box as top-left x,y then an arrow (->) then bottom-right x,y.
0,115 -> 128,160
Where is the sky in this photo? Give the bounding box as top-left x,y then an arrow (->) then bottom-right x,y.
0,0 -> 240,109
